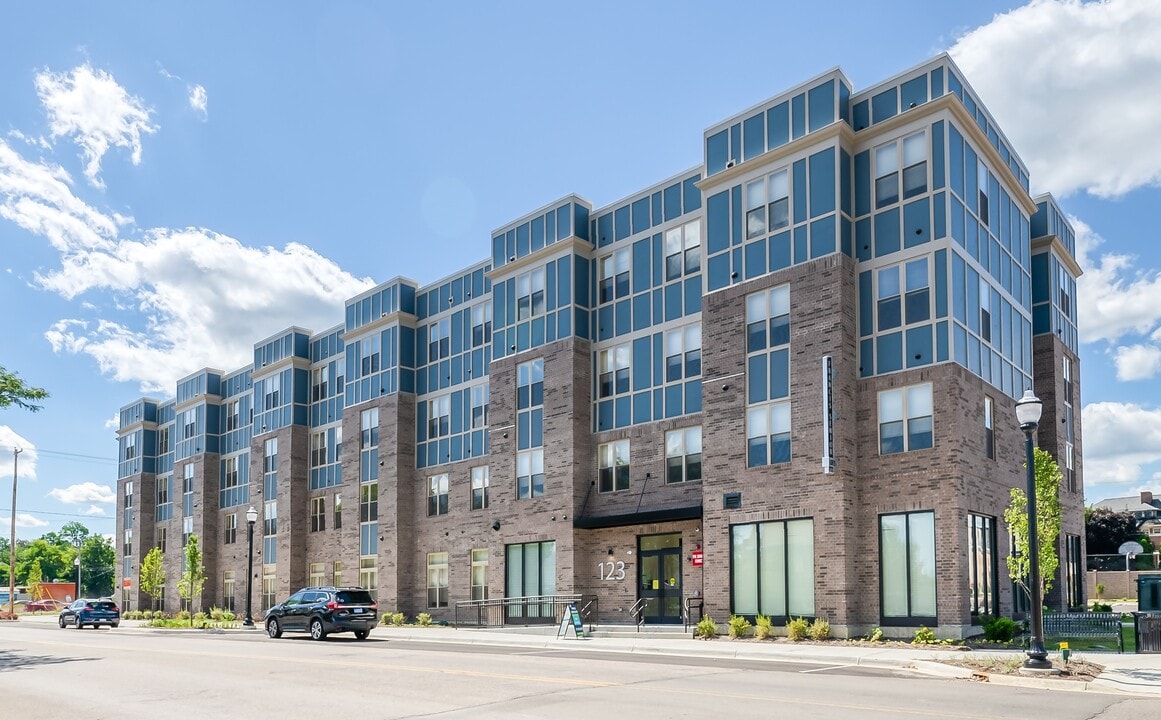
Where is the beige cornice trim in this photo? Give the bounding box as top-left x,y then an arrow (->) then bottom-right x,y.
486,236 -> 593,280
697,121 -> 855,190
341,310 -> 413,342
1032,235 -> 1084,277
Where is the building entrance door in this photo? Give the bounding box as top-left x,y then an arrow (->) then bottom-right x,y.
638,533 -> 682,624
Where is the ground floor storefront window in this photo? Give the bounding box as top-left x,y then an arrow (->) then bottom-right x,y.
505,541 -> 556,620
730,518 -> 814,619
880,511 -> 936,625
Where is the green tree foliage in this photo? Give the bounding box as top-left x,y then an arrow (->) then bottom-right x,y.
26,559 -> 44,600
17,539 -> 70,585
79,535 -> 115,597
1085,507 -> 1140,554
1004,447 -> 1062,598
0,526 -> 113,594
140,546 -> 164,611
0,365 -> 49,412
178,534 -> 207,624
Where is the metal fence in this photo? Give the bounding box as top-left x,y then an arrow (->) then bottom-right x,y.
1088,553 -> 1161,572
1134,613 -> 1161,653
454,594 -> 598,630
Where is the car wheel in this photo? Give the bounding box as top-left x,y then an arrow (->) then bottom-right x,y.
74,616 -> 84,629
266,618 -> 282,639
58,616 -> 66,628
354,630 -> 369,640
310,618 -> 327,641
111,623 -> 119,629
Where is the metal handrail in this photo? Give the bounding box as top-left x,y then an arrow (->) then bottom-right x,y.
629,598 -> 649,632
454,594 -> 583,628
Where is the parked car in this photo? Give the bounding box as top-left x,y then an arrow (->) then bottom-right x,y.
263,587 -> 377,641
24,599 -> 63,612
59,598 -> 120,629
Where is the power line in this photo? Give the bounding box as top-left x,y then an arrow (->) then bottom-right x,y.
22,449 -> 116,464
0,507 -> 115,522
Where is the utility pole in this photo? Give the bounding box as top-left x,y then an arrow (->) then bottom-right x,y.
8,448 -> 21,617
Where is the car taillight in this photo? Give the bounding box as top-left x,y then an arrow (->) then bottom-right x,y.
326,601 -> 338,610
370,603 -> 377,611
111,605 -> 119,613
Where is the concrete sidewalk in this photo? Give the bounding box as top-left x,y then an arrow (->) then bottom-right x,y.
13,614 -> 1161,695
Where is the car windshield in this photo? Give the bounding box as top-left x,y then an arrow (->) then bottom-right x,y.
87,601 -> 117,610
335,591 -> 373,605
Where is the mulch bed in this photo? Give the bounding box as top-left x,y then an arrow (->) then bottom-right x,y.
940,657 -> 1105,682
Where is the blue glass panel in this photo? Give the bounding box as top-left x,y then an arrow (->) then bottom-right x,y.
517,223 -> 530,257
558,255 -> 571,307
653,333 -> 663,386
767,102 -> 790,149
707,191 -> 730,254
633,293 -> 651,332
952,252 -> 966,323
793,159 -> 807,224
1032,304 -> 1050,334
492,235 -> 505,269
743,112 -> 765,161
597,306 -> 614,341
632,239 -> 651,294
877,332 -> 903,373
664,183 -> 682,221
793,226 -> 808,265
731,185 -> 742,246
808,80 -> 835,132
652,288 -> 664,325
906,325 -> 933,367
615,299 -> 631,336
732,248 -> 742,283
531,216 -> 545,252
931,67 -> 944,97
770,230 -> 791,272
856,218 -> 872,262
615,396 -> 631,428
664,384 -> 683,419
809,147 -> 836,217
900,75 -> 927,110
949,125 -> 963,199
685,380 -> 701,414
545,311 -> 556,343
839,80 -> 851,124
842,217 -> 852,256
745,240 -> 766,279
951,197 -> 965,247
770,348 -> 789,399
860,338 -> 873,377
903,197 -> 930,249
1031,253 -> 1049,302
791,93 -> 806,138
560,309 -> 573,338
614,206 -> 631,242
854,151 -> 870,216
683,175 -> 701,212
859,271 -> 873,337
531,316 -> 545,347
730,123 -> 741,164
853,99 -> 869,131
871,88 -> 897,124
707,254 -> 730,291
597,400 -> 613,432
965,145 -> 978,215
597,213 -> 614,247
934,249 -> 947,319
632,197 -> 651,235
707,130 -> 729,175
933,191 -> 946,240
936,320 -> 948,361
748,354 -> 767,403
874,208 -> 900,257
684,277 -> 701,315
841,149 -> 852,216
633,337 -> 651,391
652,192 -> 662,227
665,282 -> 682,322
932,121 -> 945,191
810,216 -> 836,258
633,392 -> 652,424
652,233 -> 663,287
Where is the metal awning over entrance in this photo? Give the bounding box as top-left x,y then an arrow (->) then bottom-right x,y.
572,504 -> 702,530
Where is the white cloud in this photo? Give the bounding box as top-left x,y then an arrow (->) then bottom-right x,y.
950,0 -> 1161,198
189,84 -> 207,118
83,505 -> 107,516
35,63 -> 158,188
2,512 -> 50,540
47,482 -> 115,505
1071,218 -> 1161,350
1081,402 -> 1161,485
0,426 -> 37,480
1114,344 -> 1161,381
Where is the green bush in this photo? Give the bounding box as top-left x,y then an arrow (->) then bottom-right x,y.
391,612 -> 406,627
754,614 -> 773,640
980,615 -> 1020,642
209,607 -> 225,621
728,615 -> 752,638
785,617 -> 810,641
222,610 -> 236,622
868,627 -> 884,643
695,615 -> 718,639
417,612 -> 433,627
809,618 -> 831,641
177,610 -> 191,620
1090,601 -> 1113,612
913,626 -> 937,645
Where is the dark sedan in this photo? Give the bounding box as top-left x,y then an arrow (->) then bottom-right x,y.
59,598 -> 120,629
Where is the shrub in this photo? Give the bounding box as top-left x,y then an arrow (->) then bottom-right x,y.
809,618 -> 831,641
391,612 -> 406,627
222,610 -> 236,622
417,612 -> 433,627
728,615 -> 752,638
754,614 -> 773,640
785,617 -> 810,641
177,610 -> 191,621
913,626 -> 937,645
209,607 -> 225,621
695,615 -> 718,639
980,614 -> 1019,642
1090,601 -> 1112,612
868,627 -> 884,643
1095,583 -> 1105,599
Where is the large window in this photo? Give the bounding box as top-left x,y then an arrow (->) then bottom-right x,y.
516,268 -> 546,321
360,557 -> 377,602
427,474 -> 449,517
1065,534 -> 1082,610
878,384 -> 933,454
665,325 -> 702,382
428,317 -> 450,362
471,466 -> 489,510
310,431 -> 327,468
598,439 -> 630,493
744,169 -> 790,240
427,552 -> 448,608
747,402 -> 790,467
875,131 -> 926,209
516,449 -> 544,499
308,562 -> 326,587
224,513 -> 237,545
471,303 -> 492,347
333,494 -> 343,530
967,514 -> 997,618
471,549 -> 489,602
505,541 -> 556,617
731,519 -> 814,619
517,359 -> 543,450
665,219 -> 702,280
665,427 -> 702,484
880,511 -> 936,624
310,496 -> 326,532
599,248 -> 630,303
427,395 -> 451,439
984,396 -> 995,460
597,344 -> 631,399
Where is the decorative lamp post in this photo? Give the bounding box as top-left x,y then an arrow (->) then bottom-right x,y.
1015,389 -> 1052,670
243,506 -> 258,627
74,552 -> 82,599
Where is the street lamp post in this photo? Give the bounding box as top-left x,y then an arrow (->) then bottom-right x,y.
1015,389 -> 1052,671
243,506 -> 258,627
74,553 -> 82,599
8,448 -> 21,617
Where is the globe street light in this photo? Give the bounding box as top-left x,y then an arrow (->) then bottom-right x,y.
243,506 -> 258,627
1015,389 -> 1051,670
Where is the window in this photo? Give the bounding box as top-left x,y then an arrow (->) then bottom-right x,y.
225,400 -> 240,432
333,494 -> 343,530
222,571 -> 235,611
224,513 -> 237,545
310,431 -> 327,468
428,317 -> 450,362
516,449 -> 544,499
123,529 -> 132,557
665,324 -> 702,382
731,518 -> 814,619
878,384 -> 933,454
517,359 -> 544,451
1062,356 -> 1073,407
666,427 -> 702,483
182,409 -> 197,440
311,496 -> 326,532
880,511 -> 936,624
124,480 -> 134,508
598,439 -> 630,493
471,466 -> 489,510
427,474 -> 449,517
877,266 -> 901,331
904,258 -> 930,324
311,366 -> 329,402
156,475 -> 172,521
875,132 -> 926,209
262,568 -> 277,611
984,396 -> 995,460
333,561 -> 343,587
360,557 -> 377,602
471,549 -> 489,601
597,344 -> 631,398
1066,535 -> 1082,610
980,278 -> 992,343
967,514 -> 997,618
263,377 -> 280,411
599,248 -> 630,303
1065,443 -> 1075,493
360,408 -> 379,449
747,402 -> 791,466
1057,264 -> 1072,318
427,395 -> 451,439
471,384 -> 490,429
665,219 -> 702,280
745,170 -> 789,240
505,541 -> 556,615
471,303 -> 492,347
308,562 -> 325,587
359,335 -> 381,377
516,268 -> 546,321
156,527 -> 166,554
183,516 -> 193,548
746,286 -> 790,352
124,433 -> 137,460
222,457 -> 239,490
877,260 -> 929,332
360,483 -> 378,522
978,160 -> 989,224
427,552 -> 449,608
158,426 -> 170,455
264,500 -> 277,537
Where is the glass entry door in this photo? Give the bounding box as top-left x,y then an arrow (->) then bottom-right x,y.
638,533 -> 682,624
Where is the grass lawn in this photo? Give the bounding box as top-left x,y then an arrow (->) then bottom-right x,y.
1044,623 -> 1135,653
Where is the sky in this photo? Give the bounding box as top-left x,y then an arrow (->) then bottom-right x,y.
3,0 -> 1161,540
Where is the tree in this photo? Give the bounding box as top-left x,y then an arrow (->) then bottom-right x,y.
1004,447 -> 1062,600
177,535 -> 206,625
79,535 -> 116,597
0,365 -> 49,412
1085,507 -> 1139,554
140,546 -> 164,611
26,559 -> 44,601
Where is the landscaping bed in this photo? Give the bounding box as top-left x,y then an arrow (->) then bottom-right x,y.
939,655 -> 1104,682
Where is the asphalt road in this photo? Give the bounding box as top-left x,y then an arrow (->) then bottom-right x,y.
2,623 -> 1157,719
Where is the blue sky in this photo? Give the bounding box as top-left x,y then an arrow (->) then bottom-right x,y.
3,0 -> 1161,540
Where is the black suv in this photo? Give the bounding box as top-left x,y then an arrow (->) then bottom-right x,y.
263,587 -> 378,641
